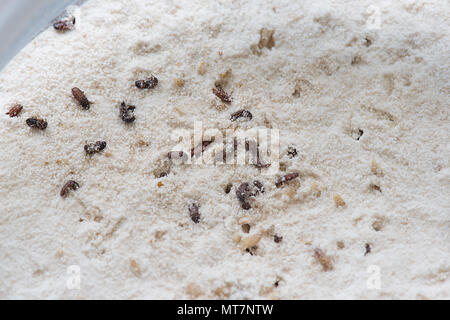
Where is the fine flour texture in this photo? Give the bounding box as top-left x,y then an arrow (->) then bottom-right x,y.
0,0 -> 449,299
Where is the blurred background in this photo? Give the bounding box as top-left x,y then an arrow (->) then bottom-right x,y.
0,0 -> 77,71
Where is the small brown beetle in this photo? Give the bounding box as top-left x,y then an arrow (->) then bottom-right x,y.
60,180 -> 80,197
275,173 -> 300,188
6,105 -> 23,117
212,86 -> 232,104
230,109 -> 252,122
72,87 -> 90,110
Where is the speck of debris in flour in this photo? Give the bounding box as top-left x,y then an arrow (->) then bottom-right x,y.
274,235 -> 283,243
365,243 -> 372,256
0,0 -> 448,300
241,224 -> 251,234
333,194 -> 346,207
224,183 -> 233,194
314,248 -> 333,272
130,259 -> 142,277
287,147 -> 298,159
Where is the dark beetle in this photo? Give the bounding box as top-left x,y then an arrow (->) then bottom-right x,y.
135,76 -> 158,89
26,118 -> 47,130
53,16 -> 76,31
84,141 -> 107,155
120,102 -> 136,123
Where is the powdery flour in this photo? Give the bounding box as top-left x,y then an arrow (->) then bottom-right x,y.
0,0 -> 449,299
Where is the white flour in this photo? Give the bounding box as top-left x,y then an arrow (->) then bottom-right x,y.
0,0 -> 449,299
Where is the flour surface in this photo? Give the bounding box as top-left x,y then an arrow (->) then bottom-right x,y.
0,0 -> 449,299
